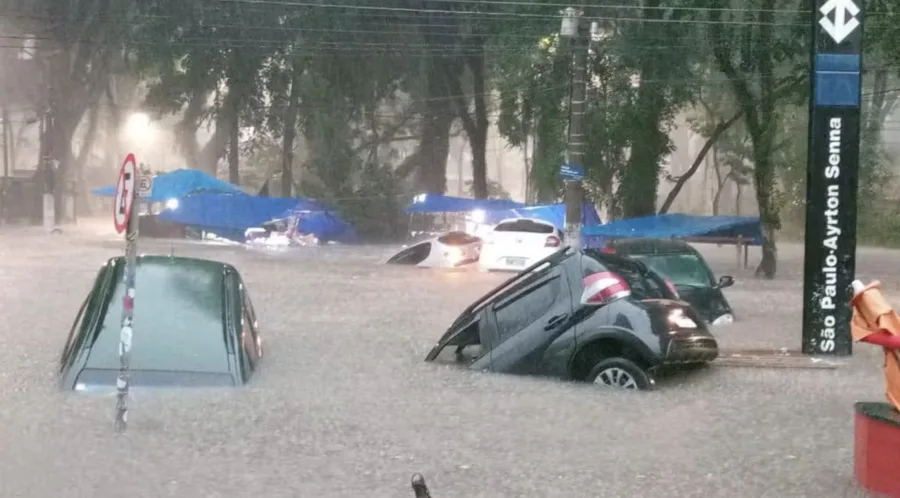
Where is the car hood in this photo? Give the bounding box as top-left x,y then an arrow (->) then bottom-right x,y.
673,285 -> 732,322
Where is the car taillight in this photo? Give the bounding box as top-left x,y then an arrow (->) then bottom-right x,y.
601,244 -> 615,254
545,235 -> 561,247
580,271 -> 631,305
664,279 -> 680,298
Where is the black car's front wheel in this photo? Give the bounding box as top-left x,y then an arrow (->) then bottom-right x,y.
586,357 -> 654,390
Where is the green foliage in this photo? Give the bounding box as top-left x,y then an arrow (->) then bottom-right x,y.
27,0 -> 900,253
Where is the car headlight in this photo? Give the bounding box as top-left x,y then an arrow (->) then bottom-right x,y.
668,309 -> 697,329
711,313 -> 734,326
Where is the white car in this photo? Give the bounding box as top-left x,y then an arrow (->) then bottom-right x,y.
385,231 -> 482,268
478,218 -> 563,272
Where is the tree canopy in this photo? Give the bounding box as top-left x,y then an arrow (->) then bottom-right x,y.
4,0 -> 900,271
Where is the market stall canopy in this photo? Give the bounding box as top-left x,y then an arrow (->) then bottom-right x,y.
282,209 -> 358,244
157,193 -> 305,232
91,169 -> 245,202
581,214 -> 762,246
405,193 -> 525,214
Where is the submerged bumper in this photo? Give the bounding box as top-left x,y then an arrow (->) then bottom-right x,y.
663,336 -> 719,363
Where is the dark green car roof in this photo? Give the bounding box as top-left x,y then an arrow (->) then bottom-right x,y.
86,255 -> 236,374
607,238 -> 699,255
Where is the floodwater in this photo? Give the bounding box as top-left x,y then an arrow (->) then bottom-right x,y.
0,228 -> 885,497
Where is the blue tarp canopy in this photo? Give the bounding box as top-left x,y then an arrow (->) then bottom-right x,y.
91,169 -> 244,202
481,202 -> 602,230
157,193 -> 305,233
405,194 -> 525,214
283,209 -> 359,244
581,213 -> 762,246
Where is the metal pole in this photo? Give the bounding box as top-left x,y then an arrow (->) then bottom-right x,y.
1,108 -> 8,225
562,7 -> 587,248
801,0 -> 864,356
115,169 -> 140,433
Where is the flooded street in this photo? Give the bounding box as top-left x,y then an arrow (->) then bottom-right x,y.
0,231 -> 885,497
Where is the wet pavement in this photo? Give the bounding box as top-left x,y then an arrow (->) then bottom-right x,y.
0,229 -> 887,497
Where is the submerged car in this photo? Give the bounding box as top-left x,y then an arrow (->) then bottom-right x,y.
600,238 -> 735,325
425,247 -> 718,390
478,218 -> 564,272
59,255 -> 263,391
385,231 -> 482,268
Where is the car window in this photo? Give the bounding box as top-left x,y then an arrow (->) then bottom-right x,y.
493,276 -> 561,342
581,254 -> 664,300
61,296 -> 90,368
494,220 -> 554,234
87,261 -> 230,374
631,253 -> 713,287
242,301 -> 259,362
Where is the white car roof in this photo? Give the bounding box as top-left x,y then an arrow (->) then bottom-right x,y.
494,217 -> 556,227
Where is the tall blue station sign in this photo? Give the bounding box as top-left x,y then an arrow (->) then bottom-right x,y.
802,0 -> 864,356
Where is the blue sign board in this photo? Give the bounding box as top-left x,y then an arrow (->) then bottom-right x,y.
559,164 -> 584,181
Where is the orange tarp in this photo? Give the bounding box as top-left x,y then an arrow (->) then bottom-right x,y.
851,280 -> 900,412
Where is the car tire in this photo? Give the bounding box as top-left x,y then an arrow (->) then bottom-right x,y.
586,357 -> 654,390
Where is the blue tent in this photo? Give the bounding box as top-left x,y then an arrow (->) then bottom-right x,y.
157,193 -> 305,235
285,209 -> 358,244
481,202 -> 602,230
92,169 -> 244,202
405,194 -> 525,214
581,214 -> 762,247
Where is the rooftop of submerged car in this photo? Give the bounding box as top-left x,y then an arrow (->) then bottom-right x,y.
63,255 -> 243,389
605,238 -> 698,255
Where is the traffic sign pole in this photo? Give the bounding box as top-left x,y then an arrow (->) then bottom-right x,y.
114,154 -> 140,433
801,0 -> 864,356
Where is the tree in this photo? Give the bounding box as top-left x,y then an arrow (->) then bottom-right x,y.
707,1 -> 807,278
36,0 -> 133,221
614,2 -> 704,218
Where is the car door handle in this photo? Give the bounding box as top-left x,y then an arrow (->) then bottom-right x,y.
544,314 -> 569,331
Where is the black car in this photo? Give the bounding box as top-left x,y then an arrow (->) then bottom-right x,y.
59,255 -> 263,392
424,247 -> 718,390
600,238 -> 735,325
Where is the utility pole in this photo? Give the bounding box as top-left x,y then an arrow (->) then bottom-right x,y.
561,7 -> 587,248
1,108 -> 9,225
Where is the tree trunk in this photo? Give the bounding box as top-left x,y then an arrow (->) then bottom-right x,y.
228,113 -> 240,185
711,149 -> 724,216
753,149 -> 778,277
397,55 -> 454,194
467,41 -> 489,199
618,0 -> 666,218
280,60 -> 302,197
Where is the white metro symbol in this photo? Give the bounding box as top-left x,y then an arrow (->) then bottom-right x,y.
819,0 -> 860,44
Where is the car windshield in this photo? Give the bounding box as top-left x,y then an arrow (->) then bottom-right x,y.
581,254 -> 666,301
630,253 -> 713,288
85,260 -> 230,375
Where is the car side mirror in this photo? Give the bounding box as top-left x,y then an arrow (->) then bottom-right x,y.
717,275 -> 735,289
581,272 -> 631,306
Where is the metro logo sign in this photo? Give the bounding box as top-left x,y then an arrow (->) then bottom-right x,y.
113,154 -> 138,234
819,0 -> 860,44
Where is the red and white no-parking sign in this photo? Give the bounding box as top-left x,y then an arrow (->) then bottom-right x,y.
113,154 -> 138,233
